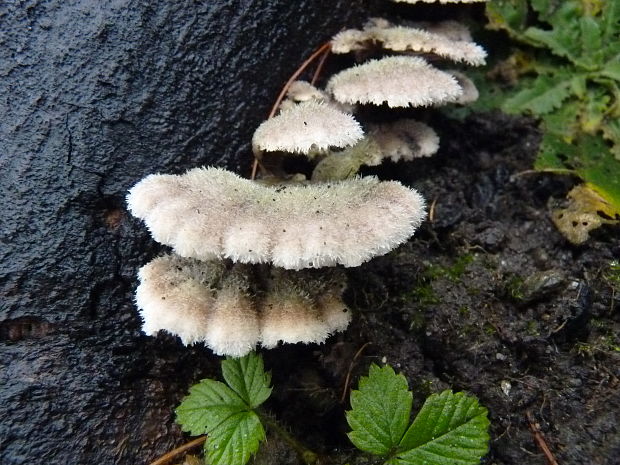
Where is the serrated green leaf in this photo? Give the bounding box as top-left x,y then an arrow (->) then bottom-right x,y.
346,364 -> 412,456
534,132 -> 578,172
602,120 -> 620,160
391,391 -> 490,465
485,0 -> 528,32
578,16 -> 603,67
176,379 -> 247,436
502,74 -> 575,115
601,0 -> 620,43
543,100 -> 581,140
601,61 -> 620,82
221,353 -> 272,409
205,411 -> 265,465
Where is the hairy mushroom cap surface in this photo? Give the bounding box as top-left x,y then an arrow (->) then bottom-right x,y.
135,255 -> 351,355
372,26 -> 486,65
326,56 -> 462,108
252,101 -> 363,155
127,167 -> 426,269
332,23 -> 486,65
447,70 -> 479,104
135,255 -> 223,346
369,119 -> 440,161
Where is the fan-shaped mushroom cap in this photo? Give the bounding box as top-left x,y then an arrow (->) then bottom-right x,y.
252,101 -> 363,155
127,167 -> 426,270
135,255 -> 351,356
392,0 -> 488,4
375,26 -> 486,65
332,23 -> 486,65
413,20 -> 473,42
136,255 -> 224,346
369,119 -> 440,161
447,70 -> 479,104
326,56 -> 462,108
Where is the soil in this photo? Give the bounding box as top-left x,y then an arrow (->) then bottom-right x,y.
2,1 -> 619,465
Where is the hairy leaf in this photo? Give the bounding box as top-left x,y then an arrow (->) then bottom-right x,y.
502,74 -> 575,115
486,0 -> 528,33
346,364 -> 412,455
392,391 -> 490,465
221,353 -> 272,409
176,379 -> 247,436
478,0 -> 620,242
205,411 -> 265,465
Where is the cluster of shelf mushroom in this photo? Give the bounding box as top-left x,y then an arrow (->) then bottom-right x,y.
127,0 -> 488,357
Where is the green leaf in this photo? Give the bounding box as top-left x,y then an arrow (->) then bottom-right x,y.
485,0 -> 528,32
502,74 -> 575,115
601,61 -> 620,82
205,411 -> 265,465
221,353 -> 272,409
176,379 -> 247,436
392,391 -> 490,465
602,120 -> 620,160
346,364 -> 412,456
601,0 -> 620,43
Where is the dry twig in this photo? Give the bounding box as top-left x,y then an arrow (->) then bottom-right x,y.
525,410 -> 559,465
148,436 -> 207,465
251,41 -> 332,180
340,342 -> 372,403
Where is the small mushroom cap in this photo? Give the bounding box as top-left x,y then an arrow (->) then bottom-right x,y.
136,255 -> 223,346
447,70 -> 479,104
412,20 -> 473,42
127,167 -> 427,270
135,255 -> 351,355
332,23 -> 486,65
252,101 -> 363,155
374,26 -> 486,65
369,119 -> 440,162
326,56 -> 462,108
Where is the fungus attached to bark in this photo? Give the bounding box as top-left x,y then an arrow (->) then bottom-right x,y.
326,56 -> 462,108
136,254 -> 351,356
127,167 -> 426,269
252,100 -> 363,155
368,119 -> 440,161
332,22 -> 486,65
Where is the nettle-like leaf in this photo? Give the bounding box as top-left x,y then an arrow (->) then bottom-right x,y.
221,353 -> 272,409
176,353 -> 272,465
346,364 -> 490,465
502,73 -> 576,115
391,391 -> 490,465
478,0 -> 620,241
346,364 -> 413,455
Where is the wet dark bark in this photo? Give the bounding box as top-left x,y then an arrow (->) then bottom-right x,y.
0,1 -> 369,463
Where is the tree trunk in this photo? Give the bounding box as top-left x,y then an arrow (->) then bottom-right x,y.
0,1 -> 367,463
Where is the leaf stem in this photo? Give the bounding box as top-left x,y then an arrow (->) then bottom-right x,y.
257,411 -> 319,465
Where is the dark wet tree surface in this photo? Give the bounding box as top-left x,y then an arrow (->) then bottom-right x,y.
1,2 -> 618,465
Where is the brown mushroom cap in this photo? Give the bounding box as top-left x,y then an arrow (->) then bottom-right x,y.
135,255 -> 351,356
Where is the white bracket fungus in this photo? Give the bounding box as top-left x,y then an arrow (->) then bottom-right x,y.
136,254 -> 351,356
127,167 -> 426,270
326,56 -> 462,108
368,119 -> 440,161
252,100 -> 364,155
332,22 -> 486,66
